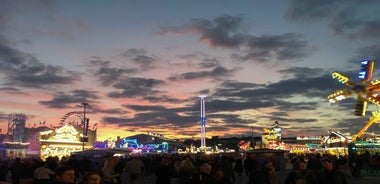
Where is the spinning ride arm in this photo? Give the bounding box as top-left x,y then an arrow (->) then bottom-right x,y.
328,60 -> 379,142
328,90 -> 353,103
352,111 -> 380,142
332,72 -> 355,88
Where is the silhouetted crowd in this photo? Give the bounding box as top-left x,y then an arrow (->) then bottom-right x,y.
0,150 -> 379,184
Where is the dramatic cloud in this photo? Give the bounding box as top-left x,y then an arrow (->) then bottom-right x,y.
0,36 -> 80,88
176,52 -> 221,68
0,87 -> 24,94
120,49 -> 159,71
99,65 -> 349,136
92,108 -> 129,115
108,77 -> 166,98
89,57 -> 138,86
348,45 -> 380,66
278,67 -> 325,79
168,66 -> 236,81
328,9 -> 380,40
102,107 -> 197,128
286,0 -> 380,40
284,0 -> 344,22
39,90 -> 99,108
159,15 -> 313,63
234,33 -> 311,62
214,69 -> 335,102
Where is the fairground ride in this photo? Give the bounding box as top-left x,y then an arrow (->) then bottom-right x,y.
328,60 -> 380,142
7,113 -> 27,142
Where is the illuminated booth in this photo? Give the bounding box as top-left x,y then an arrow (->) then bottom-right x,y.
0,142 -> 29,160
262,121 -> 282,149
39,124 -> 96,160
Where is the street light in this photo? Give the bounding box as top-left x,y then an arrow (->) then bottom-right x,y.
81,102 -> 89,152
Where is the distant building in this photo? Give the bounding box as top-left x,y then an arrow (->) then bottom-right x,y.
0,142 -> 29,160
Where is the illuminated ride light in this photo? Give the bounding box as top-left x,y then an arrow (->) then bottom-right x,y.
359,60 -> 374,82
365,94 -> 380,105
332,72 -> 355,87
367,79 -> 380,92
327,90 -> 353,103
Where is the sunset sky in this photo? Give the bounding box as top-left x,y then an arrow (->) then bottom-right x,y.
1,0 -> 380,141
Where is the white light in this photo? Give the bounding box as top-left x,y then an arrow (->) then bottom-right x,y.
336,95 -> 346,101
329,99 -> 336,103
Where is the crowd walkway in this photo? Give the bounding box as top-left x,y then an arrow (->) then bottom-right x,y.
2,152 -> 380,184
124,168 -> 380,184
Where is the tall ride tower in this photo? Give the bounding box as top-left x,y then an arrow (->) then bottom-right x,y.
199,95 -> 207,148
7,113 -> 26,142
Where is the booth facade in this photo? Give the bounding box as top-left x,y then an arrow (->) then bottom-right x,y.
39,124 -> 96,160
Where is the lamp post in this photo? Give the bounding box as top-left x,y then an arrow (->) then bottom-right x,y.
81,102 -> 89,152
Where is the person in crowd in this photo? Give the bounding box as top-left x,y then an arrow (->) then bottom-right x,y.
101,156 -> 120,184
307,153 -> 322,173
155,158 -> 172,184
316,157 -> 349,184
234,156 -> 244,176
113,156 -> 125,184
170,159 -> 181,184
46,156 -> 59,173
179,158 -> 196,183
337,155 -> 349,178
124,157 -> 144,184
79,155 -> 95,177
370,152 -> 380,174
9,158 -> 22,184
77,171 -> 102,184
0,160 -> 8,182
248,159 -> 278,184
220,155 -> 235,184
66,155 -> 80,180
244,154 -> 257,176
212,168 -> 232,184
53,166 -> 75,184
284,156 -> 314,184
34,161 -> 55,184
350,153 -> 362,177
194,163 -> 213,184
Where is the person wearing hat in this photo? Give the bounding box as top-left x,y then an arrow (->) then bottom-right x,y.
284,157 -> 315,184
316,157 -> 349,184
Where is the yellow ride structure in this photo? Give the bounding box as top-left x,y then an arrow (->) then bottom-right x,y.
328,60 -> 380,141
351,111 -> 380,142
